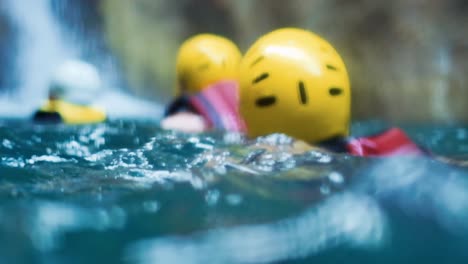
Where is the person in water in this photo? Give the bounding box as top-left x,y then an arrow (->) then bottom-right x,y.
237,28 -> 433,157
33,60 -> 106,124
161,33 -> 246,133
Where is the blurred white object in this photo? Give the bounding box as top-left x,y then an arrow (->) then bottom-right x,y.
49,60 -> 102,105
160,112 -> 207,133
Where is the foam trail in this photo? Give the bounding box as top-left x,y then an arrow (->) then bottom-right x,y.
127,194 -> 387,264
359,156 -> 468,235
29,201 -> 126,251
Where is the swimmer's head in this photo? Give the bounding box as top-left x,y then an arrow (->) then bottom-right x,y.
176,34 -> 242,95
49,60 -> 102,105
239,28 -> 350,143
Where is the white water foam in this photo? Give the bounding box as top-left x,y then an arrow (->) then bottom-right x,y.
127,193 -> 387,264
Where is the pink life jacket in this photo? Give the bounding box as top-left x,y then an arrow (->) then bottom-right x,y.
346,127 -> 425,157
189,80 -> 246,132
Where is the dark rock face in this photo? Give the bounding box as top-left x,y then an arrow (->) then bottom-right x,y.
100,0 -> 468,123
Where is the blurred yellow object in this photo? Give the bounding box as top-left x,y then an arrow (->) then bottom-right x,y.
239,28 -> 351,143
176,34 -> 242,95
39,100 -> 106,124
33,60 -> 106,124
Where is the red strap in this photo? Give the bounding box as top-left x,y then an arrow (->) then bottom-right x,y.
346,128 -> 424,157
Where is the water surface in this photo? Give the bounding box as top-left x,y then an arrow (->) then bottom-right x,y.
0,119 -> 467,264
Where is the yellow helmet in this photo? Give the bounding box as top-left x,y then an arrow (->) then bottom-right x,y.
239,28 -> 350,143
176,34 -> 242,94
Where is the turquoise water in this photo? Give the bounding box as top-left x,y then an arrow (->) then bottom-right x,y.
0,120 -> 467,264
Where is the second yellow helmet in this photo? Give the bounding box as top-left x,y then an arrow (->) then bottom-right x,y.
176,34 -> 242,95
239,28 -> 351,143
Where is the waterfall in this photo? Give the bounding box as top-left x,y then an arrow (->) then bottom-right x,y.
1,0 -> 162,119
431,46 -> 453,122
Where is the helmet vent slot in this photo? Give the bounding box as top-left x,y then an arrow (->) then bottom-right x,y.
197,63 -> 210,71
252,73 -> 269,84
326,64 -> 338,71
250,56 -> 265,68
299,81 -> 308,104
329,87 -> 343,96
